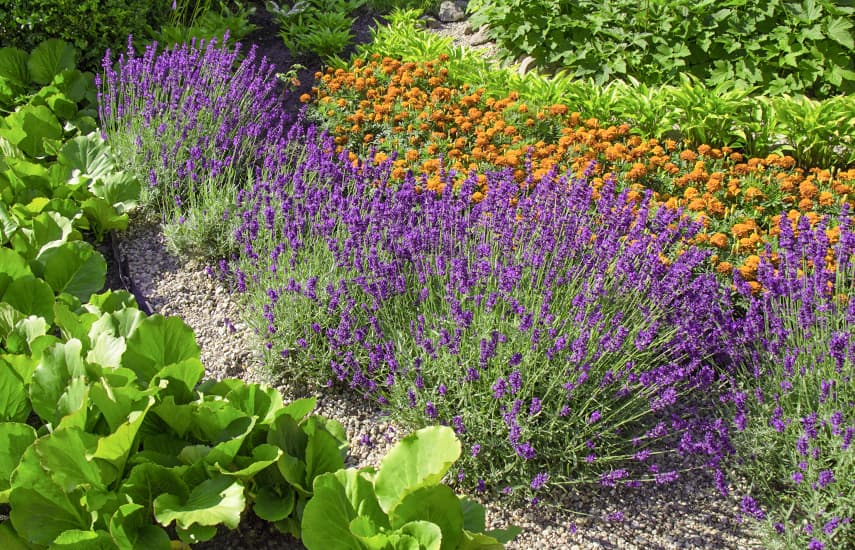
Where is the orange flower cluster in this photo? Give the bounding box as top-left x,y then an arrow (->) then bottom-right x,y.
306,55 -> 855,282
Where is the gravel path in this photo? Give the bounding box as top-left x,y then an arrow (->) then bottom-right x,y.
116,220 -> 764,549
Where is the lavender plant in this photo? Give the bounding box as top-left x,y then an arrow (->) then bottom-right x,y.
232,129 -> 738,502
97,36 -> 286,258
723,211 -> 854,549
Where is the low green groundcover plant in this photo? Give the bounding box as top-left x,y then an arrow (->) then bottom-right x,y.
467,0 -> 855,98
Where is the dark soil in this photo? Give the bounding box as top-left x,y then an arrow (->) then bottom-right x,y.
244,1 -> 386,114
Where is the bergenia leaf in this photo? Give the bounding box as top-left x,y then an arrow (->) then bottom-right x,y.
374,426 -> 461,514
153,475 -> 245,531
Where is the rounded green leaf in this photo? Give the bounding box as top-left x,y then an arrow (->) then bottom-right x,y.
0,422 -> 36,496
253,484 -> 295,522
29,339 -> 85,422
57,133 -> 115,180
0,105 -> 63,158
0,361 -> 30,422
2,276 -> 55,324
0,47 -> 29,88
390,485 -> 463,550
27,39 -> 78,86
153,475 -> 245,531
0,248 -> 31,280
122,314 -> 200,383
302,472 -> 362,550
374,426 -> 461,514
36,240 -> 106,302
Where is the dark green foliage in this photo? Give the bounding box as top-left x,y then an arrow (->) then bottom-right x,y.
468,0 -> 855,98
0,0 -> 172,70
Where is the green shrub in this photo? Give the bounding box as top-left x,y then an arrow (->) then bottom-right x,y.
467,0 -> 855,98
0,0 -> 172,70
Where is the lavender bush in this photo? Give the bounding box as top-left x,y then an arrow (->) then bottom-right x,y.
722,211 -> 854,549
97,35 -> 287,258
231,128 -> 738,501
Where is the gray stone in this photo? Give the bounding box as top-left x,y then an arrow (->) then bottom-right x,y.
517,55 -> 537,75
469,25 -> 491,46
437,0 -> 466,22
419,14 -> 442,29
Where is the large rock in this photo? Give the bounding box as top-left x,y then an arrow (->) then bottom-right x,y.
438,1 -> 466,23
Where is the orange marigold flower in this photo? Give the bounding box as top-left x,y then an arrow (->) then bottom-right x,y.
716,261 -> 733,275
299,93 -> 312,103
710,233 -> 728,249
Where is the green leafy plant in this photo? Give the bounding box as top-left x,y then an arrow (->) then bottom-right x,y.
467,0 -> 855,98
302,426 -> 519,549
266,0 -> 365,60
152,2 -> 258,48
0,0 -> 173,71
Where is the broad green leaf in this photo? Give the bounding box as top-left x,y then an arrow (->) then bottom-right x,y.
57,133 -> 115,181
222,382 -> 285,425
1,354 -> 37,383
0,422 -> 36,499
0,47 -> 29,88
0,303 -> 25,340
50,529 -> 115,549
825,17 -> 854,49
305,421 -> 346,483
374,426 -> 461,514
51,69 -> 92,103
2,276 -> 55,323
86,330 -> 125,368
152,396 -> 195,437
81,196 -> 129,237
54,301 -> 98,344
484,526 -> 522,544
0,248 -> 31,279
153,475 -> 245,530
398,521 -> 443,550
253,484 -> 295,522
27,39 -> 78,86
120,463 -> 189,512
109,502 -> 172,550
36,240 -> 106,301
88,380 -> 149,433
0,521 -> 33,550
151,358 -> 204,403
458,531 -> 506,550
206,415 -> 256,468
54,375 -> 88,429
460,497 -> 487,533
189,399 -> 246,442
9,441 -> 91,546
89,171 -> 141,213
217,443 -> 282,478
333,468 -> 388,528
90,397 -> 154,485
86,289 -> 138,313
45,92 -> 77,121
390,485 -> 463,550
29,339 -> 85,422
0,359 -> 30,424
0,105 -> 63,158
280,395 -> 317,422
301,472 -> 362,550
33,427 -> 103,490
176,523 -> 218,544
122,314 -> 200,383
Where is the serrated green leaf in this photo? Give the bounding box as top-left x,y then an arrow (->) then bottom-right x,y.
825,17 -> 854,49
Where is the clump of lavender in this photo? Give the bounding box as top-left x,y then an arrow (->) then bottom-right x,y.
233,129 -> 737,502
721,210 -> 854,548
97,35 -> 287,258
